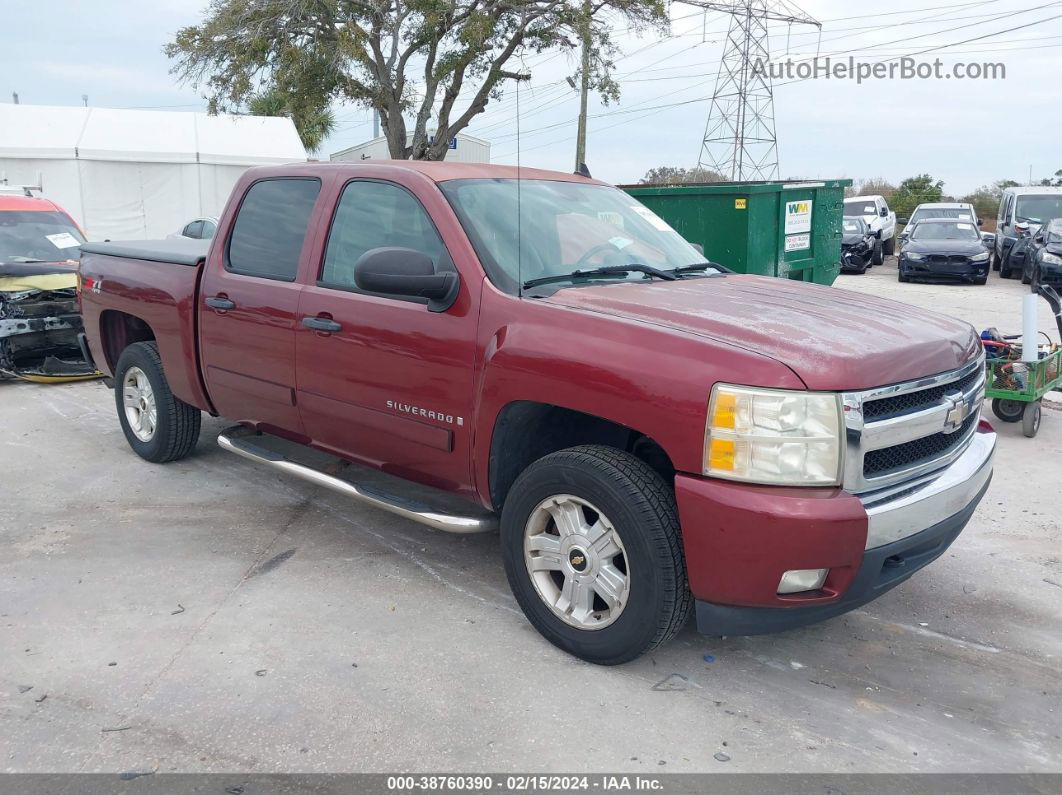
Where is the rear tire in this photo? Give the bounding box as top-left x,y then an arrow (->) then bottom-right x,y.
500,445 -> 691,665
114,341 -> 201,463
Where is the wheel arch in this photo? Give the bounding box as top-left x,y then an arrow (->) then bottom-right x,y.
487,400 -> 676,512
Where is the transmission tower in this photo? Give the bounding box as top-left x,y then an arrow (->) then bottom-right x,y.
681,1 -> 820,181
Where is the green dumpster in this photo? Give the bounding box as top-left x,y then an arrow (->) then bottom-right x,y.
621,179 -> 852,286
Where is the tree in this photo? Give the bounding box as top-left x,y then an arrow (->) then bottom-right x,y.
845,177 -> 896,199
1037,169 -> 1062,187
961,179 -> 1019,221
639,165 -> 726,185
247,87 -> 336,155
167,0 -> 666,161
889,174 -> 945,218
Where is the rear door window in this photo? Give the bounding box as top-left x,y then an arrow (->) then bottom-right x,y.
227,178 -> 321,280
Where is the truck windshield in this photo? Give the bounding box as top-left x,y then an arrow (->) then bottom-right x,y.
0,210 -> 85,265
440,179 -> 708,294
844,201 -> 877,217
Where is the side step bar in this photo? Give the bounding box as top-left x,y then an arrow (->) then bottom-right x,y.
217,426 -> 498,534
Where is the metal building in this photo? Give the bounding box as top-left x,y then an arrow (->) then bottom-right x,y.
330,132 -> 491,164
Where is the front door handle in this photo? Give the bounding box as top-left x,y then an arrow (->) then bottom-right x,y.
302,316 -> 342,333
205,296 -> 236,311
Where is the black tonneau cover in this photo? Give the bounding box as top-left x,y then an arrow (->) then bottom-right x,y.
79,238 -> 210,267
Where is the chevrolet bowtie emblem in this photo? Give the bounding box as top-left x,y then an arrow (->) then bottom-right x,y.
943,394 -> 968,433
571,555 -> 585,566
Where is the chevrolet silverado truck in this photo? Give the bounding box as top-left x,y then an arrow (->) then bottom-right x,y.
78,162 -> 995,665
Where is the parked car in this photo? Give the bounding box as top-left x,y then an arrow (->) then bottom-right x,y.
1021,217 -> 1062,288
898,202 -> 981,245
839,217 -> 878,274
843,194 -> 896,265
79,162 -> 995,665
995,186 -> 1062,277
170,216 -> 218,241
898,218 -> 991,284
0,193 -> 98,381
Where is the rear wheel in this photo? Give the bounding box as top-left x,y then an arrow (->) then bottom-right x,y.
992,398 -> 1024,423
1023,401 -> 1042,438
114,342 -> 201,463
500,445 -> 691,665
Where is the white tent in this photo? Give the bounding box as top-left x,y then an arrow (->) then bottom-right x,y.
0,104 -> 307,240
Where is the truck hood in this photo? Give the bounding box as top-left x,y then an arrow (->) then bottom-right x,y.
541,274 -> 981,391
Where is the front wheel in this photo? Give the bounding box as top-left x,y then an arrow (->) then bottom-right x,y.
500,445 -> 691,665
114,341 -> 201,462
883,234 -> 896,256
872,240 -> 884,266
1023,401 -> 1042,438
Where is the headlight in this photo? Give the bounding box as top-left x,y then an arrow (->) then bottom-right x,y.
1043,252 -> 1062,266
905,252 -> 924,262
971,252 -> 989,263
704,384 -> 844,486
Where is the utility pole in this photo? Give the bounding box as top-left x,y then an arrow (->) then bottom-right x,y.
373,109 -> 380,139
680,1 -> 819,181
82,94 -> 88,107
12,92 -> 18,104
574,0 -> 591,172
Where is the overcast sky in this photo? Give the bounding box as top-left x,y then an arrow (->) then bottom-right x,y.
4,0 -> 1061,196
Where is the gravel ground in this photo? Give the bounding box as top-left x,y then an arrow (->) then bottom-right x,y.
1,264 -> 1060,775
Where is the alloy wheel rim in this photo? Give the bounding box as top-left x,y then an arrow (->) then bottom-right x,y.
122,366 -> 157,442
523,494 -> 630,630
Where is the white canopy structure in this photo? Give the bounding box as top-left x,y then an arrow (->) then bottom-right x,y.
0,104 -> 307,240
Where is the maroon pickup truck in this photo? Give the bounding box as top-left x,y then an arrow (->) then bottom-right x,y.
78,162 -> 995,664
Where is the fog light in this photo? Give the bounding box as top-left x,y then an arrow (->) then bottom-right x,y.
777,568 -> 829,594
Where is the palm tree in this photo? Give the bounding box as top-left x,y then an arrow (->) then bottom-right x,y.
247,88 -> 335,155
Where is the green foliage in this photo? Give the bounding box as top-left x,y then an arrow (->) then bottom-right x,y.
889,174 -> 945,219
166,0 -> 667,160
639,165 -> 726,185
248,87 -> 336,154
961,179 -> 1020,221
1037,169 -> 1062,187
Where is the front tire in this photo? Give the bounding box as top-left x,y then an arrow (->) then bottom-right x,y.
500,445 -> 691,665
1023,402 -> 1042,438
883,234 -> 896,256
872,240 -> 884,266
114,342 -> 201,463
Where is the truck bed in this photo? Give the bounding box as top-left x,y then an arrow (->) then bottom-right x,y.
78,238 -> 212,412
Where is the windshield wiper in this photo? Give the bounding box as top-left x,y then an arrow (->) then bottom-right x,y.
7,257 -> 48,263
522,264 -> 678,290
669,261 -> 729,275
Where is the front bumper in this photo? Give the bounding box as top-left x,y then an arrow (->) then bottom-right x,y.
676,428 -> 996,636
900,257 -> 989,280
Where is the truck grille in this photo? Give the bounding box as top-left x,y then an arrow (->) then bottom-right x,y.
862,367 -> 982,420
843,355 -> 985,495
863,413 -> 978,477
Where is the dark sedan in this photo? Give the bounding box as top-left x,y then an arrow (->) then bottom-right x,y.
898,218 -> 990,285
1023,217 -> 1062,288
839,217 -> 879,274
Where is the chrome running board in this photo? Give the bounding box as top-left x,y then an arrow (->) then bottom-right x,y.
217,426 -> 497,534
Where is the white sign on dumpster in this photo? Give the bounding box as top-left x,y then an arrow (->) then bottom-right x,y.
785,233 -> 811,252
784,199 -> 813,235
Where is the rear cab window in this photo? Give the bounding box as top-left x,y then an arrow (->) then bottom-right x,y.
226,178 -> 321,281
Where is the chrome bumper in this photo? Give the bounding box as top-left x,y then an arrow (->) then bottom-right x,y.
860,430 -> 995,550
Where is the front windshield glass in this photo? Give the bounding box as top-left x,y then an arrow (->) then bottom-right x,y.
440,179 -> 708,293
1016,195 -> 1062,224
911,221 -> 980,241
844,200 -> 876,217
842,219 -> 865,234
1047,223 -> 1062,244
0,210 -> 85,265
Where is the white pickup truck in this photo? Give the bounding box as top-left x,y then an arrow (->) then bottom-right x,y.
844,195 -> 897,266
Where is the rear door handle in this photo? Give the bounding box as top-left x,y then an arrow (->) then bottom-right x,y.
302,316 -> 342,333
205,296 -> 236,311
